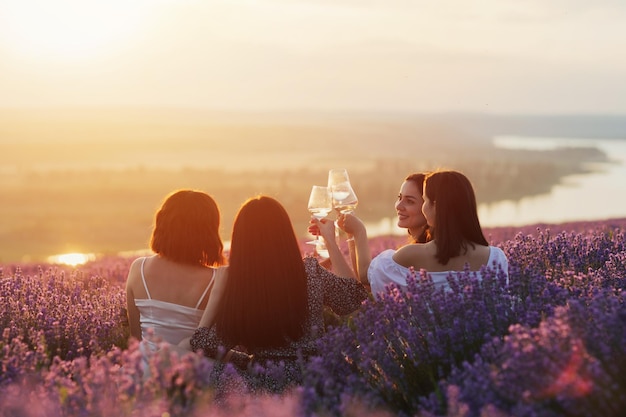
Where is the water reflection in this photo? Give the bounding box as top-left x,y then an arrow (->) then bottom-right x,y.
479,136 -> 626,227
363,217 -> 405,237
47,252 -> 96,266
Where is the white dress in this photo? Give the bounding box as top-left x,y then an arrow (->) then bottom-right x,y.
134,257 -> 214,352
367,246 -> 509,299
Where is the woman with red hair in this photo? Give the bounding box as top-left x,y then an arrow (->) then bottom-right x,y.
126,189 -> 226,353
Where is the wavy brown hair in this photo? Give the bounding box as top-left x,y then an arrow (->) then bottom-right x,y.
215,196 -> 308,349
150,189 -> 225,267
423,170 -> 488,265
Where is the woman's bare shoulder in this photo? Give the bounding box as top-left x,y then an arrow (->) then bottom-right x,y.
126,256 -> 145,279
214,265 -> 229,277
392,242 -> 431,267
212,266 -> 229,287
129,256 -> 146,268
395,242 -> 432,254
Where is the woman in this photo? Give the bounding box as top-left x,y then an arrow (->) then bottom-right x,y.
188,195 -> 367,388
125,189 -> 226,353
368,170 -> 508,297
311,172 -> 431,288
393,172 -> 431,244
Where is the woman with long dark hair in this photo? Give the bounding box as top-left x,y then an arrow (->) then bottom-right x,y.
368,170 -> 508,296
188,195 -> 367,388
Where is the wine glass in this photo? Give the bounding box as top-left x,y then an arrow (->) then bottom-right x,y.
306,185 -> 332,246
328,169 -> 358,214
328,168 -> 350,189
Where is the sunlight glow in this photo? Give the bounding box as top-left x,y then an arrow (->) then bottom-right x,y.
1,0 -> 146,60
47,252 -> 96,266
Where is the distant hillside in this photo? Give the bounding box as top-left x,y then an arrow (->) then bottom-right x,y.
0,108 -> 620,263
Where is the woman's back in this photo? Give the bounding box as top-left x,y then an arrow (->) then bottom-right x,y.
127,255 -> 216,346
190,255 -> 368,391
130,256 -> 215,307
208,256 -> 367,359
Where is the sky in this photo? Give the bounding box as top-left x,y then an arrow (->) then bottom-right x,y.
1,0 -> 625,114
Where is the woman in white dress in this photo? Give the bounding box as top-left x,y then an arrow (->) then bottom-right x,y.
311,172 -> 431,290
328,170 -> 508,298
125,189 -> 226,353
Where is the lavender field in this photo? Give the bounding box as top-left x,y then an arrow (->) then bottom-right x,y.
2,218 -> 626,417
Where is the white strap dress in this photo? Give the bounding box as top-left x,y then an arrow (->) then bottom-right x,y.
134,257 -> 214,352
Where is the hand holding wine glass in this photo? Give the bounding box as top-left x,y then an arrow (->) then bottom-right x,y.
306,185 -> 332,248
328,169 -> 358,214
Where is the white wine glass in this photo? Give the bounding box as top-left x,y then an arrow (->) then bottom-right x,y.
306,185 -> 332,246
328,169 -> 358,214
328,168 -> 350,189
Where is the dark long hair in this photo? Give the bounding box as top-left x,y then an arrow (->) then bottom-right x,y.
424,170 -> 488,265
150,189 -> 225,267
404,172 -> 431,244
215,196 -> 308,349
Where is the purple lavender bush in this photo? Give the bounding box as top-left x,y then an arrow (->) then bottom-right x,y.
0,339 -> 288,417
302,261 -> 540,416
2,219 -> 626,416
501,228 -> 626,295
0,265 -> 128,363
302,226 -> 626,416
445,289 -> 626,417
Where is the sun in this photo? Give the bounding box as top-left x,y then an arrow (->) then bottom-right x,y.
0,0 -> 146,61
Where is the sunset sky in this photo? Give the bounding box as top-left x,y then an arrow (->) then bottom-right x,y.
1,0 -> 625,114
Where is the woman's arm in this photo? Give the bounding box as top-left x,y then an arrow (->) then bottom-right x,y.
339,214 -> 372,286
125,259 -> 143,340
314,217 -> 355,279
198,267 -> 228,328
179,267 -> 227,351
183,267 -> 229,353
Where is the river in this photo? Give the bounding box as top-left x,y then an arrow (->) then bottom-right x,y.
367,136 -> 626,235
